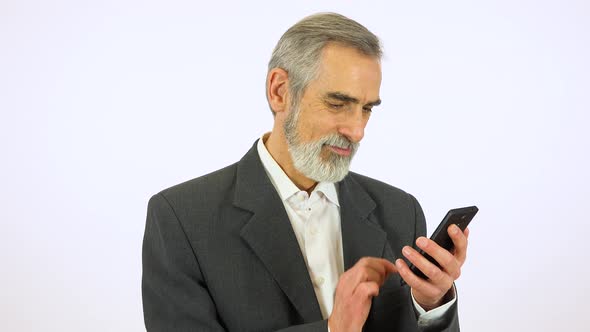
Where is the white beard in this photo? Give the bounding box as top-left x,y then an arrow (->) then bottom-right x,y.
283,107 -> 359,183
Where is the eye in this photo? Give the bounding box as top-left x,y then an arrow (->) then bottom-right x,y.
363,107 -> 373,113
328,103 -> 345,109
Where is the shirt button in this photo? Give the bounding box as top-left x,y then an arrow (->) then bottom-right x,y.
316,276 -> 325,286
310,227 -> 318,235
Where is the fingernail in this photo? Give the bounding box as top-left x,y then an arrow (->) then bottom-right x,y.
417,237 -> 427,248
402,246 -> 412,257
396,259 -> 403,268
450,224 -> 459,234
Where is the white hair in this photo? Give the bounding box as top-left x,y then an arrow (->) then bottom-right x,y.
267,12 -> 382,115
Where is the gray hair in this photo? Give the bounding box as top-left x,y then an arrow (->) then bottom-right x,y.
267,12 -> 383,114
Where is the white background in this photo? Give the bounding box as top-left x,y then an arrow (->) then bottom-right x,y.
1,0 -> 589,331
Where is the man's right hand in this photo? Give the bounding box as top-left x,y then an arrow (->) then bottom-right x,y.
328,257 -> 397,332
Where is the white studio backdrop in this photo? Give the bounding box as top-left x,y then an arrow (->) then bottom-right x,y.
1,0 -> 589,331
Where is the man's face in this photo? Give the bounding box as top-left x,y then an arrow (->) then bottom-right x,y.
283,43 -> 382,183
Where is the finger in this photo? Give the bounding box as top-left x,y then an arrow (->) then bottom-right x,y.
447,224 -> 468,266
402,244 -> 454,285
372,258 -> 398,275
351,266 -> 384,287
414,236 -> 461,280
338,257 -> 395,296
352,280 -> 380,300
359,257 -> 397,274
395,258 -> 440,298
352,257 -> 397,285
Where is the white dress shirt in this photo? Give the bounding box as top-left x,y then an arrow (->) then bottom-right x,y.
256,135 -> 455,326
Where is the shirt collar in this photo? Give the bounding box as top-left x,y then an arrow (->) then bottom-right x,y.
257,133 -> 340,207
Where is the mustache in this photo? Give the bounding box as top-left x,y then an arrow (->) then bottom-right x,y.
320,134 -> 358,149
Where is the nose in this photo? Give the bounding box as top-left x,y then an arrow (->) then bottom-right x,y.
338,111 -> 366,143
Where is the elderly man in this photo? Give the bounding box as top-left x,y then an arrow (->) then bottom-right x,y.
142,12 -> 467,332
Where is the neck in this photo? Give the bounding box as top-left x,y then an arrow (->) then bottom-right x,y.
264,132 -> 317,193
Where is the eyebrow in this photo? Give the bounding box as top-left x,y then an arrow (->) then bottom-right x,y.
325,92 -> 381,107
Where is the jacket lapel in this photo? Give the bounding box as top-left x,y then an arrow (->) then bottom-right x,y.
233,142 -> 389,321
338,175 -> 388,271
234,142 -> 323,322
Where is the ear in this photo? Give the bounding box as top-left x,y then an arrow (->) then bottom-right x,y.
266,68 -> 290,114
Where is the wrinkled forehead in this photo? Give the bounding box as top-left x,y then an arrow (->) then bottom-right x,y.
312,44 -> 382,102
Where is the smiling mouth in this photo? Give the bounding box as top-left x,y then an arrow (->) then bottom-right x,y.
326,145 -> 352,156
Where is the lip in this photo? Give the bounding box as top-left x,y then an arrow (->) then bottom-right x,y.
327,145 -> 352,156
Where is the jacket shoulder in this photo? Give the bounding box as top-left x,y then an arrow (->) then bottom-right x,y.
153,163 -> 239,212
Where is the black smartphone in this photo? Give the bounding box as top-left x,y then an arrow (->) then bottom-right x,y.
409,206 -> 479,279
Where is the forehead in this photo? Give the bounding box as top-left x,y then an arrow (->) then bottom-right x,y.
310,43 -> 382,101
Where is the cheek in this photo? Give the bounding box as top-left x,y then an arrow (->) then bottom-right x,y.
310,119 -> 339,140
297,109 -> 334,138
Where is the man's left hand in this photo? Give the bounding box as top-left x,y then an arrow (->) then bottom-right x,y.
395,224 -> 469,311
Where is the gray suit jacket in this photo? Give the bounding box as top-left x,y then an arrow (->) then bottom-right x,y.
142,141 -> 460,331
